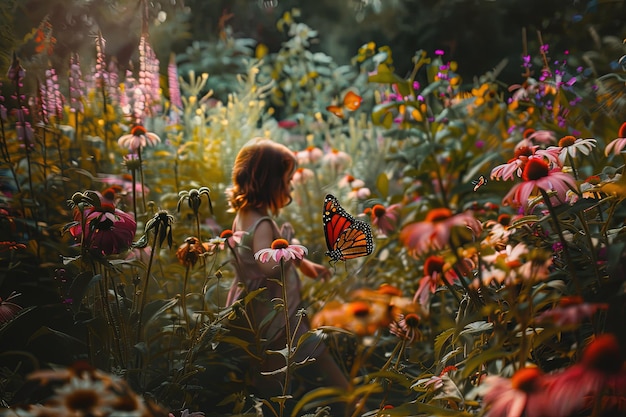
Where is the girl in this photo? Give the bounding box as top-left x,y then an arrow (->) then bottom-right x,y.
225,138 -> 349,405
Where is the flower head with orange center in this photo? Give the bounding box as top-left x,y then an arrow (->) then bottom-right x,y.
117,125 -> 161,152
389,312 -> 422,343
400,208 -> 482,256
206,229 -> 244,252
604,122 -> 626,156
502,158 -> 577,213
254,238 -> 307,263
296,146 -> 323,165
480,367 -> 549,417
553,135 -> 596,164
322,148 -> 351,171
544,333 -> 626,416
412,255 -> 460,307
366,203 -> 401,237
491,145 -> 560,181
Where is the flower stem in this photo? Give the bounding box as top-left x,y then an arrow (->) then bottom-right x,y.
279,258 -> 292,417
136,222 -> 160,342
538,188 -> 580,291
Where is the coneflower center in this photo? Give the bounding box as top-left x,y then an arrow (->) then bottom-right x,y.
512,146 -> 534,160
511,367 -> 542,393
558,135 -> 576,147
424,255 -> 445,275
131,125 -> 147,136
271,238 -> 290,249
220,229 -> 233,239
522,158 -> 549,181
372,204 -> 387,218
425,207 -> 453,222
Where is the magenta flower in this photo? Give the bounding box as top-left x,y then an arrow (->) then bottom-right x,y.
255,238 -> 307,263
69,191 -> 137,256
502,158 -> 577,212
117,125 -> 161,152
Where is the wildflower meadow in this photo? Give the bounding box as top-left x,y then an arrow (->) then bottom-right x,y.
0,1 -> 625,416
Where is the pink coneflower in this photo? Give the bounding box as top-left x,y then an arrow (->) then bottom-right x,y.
604,122 -> 626,155
365,203 -> 401,237
291,167 -> 315,185
255,238 -> 307,263
296,146 -> 323,164
389,312 -> 421,343
480,367 -> 549,417
481,243 -> 529,285
206,229 -> 244,253
536,295 -> 608,327
400,208 -> 482,256
492,145 -> 561,181
117,125 -> 161,152
502,158 -> 576,212
412,255 -> 460,306
69,192 -> 137,256
338,174 -> 364,189
544,333 -> 626,416
322,148 -> 351,172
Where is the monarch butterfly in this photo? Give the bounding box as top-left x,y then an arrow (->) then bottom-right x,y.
323,194 -> 374,263
326,91 -> 363,119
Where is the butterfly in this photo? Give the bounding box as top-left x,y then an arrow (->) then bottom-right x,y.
323,194 -> 374,263
472,175 -> 487,192
326,91 -> 363,119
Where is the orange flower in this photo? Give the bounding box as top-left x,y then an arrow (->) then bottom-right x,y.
176,237 -> 207,267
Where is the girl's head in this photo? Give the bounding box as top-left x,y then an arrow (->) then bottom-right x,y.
228,138 -> 297,214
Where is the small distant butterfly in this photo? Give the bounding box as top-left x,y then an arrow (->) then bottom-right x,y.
323,194 -> 374,263
326,91 -> 363,119
472,175 -> 487,192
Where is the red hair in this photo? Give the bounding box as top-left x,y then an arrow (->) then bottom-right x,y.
228,138 -> 297,214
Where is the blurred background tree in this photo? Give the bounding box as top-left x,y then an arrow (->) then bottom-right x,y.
1,0 -> 624,96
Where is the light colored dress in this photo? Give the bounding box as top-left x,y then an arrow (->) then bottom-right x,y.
225,216 -> 309,349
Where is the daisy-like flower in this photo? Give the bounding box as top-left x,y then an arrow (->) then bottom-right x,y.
338,174 -> 364,189
604,122 -> 626,155
176,237 -> 207,267
481,243 -> 529,285
322,148 -> 351,172
544,333 -> 626,416
365,203 -> 401,237
296,145 -> 323,165
400,208 -> 482,256
255,238 -> 307,263
536,295 -> 608,327
117,125 -> 161,152
502,158 -> 577,212
45,376 -> 117,416
480,367 -> 549,417
553,135 -> 597,164
491,145 -> 561,181
412,255 -> 463,307
291,167 -> 315,185
311,299 -> 391,336
389,312 -> 421,343
206,229 -> 244,253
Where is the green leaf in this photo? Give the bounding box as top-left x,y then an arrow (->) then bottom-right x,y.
434,328 -> 455,361
461,346 -> 510,378
143,297 -> 179,324
376,172 -> 389,199
68,272 -> 102,309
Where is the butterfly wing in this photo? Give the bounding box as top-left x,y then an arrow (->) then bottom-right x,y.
343,91 -> 363,111
326,105 -> 345,119
323,194 -> 374,262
